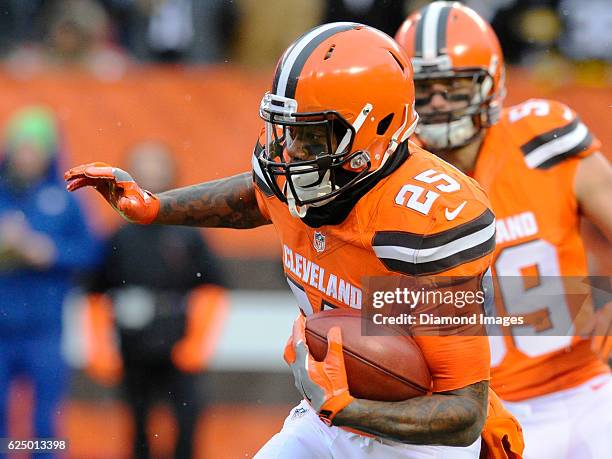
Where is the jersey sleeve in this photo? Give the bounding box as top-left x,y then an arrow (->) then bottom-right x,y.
505,99 -> 601,170
405,207 -> 494,391
368,159 -> 494,391
372,180 -> 495,278
412,335 -> 491,392
402,197 -> 494,391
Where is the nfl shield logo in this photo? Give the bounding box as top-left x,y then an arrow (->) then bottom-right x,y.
313,231 -> 326,253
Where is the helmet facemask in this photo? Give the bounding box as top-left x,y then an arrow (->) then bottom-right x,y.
414,68 -> 501,152
258,93 -> 373,217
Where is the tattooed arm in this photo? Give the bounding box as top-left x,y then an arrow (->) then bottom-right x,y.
333,381 -> 488,447
156,172 -> 271,228
65,163 -> 270,228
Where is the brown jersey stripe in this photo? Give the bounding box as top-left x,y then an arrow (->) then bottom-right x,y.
520,118 -> 580,155
520,117 -> 595,169
535,133 -> 593,170
377,234 -> 495,276
373,208 -> 495,250
372,209 -> 495,276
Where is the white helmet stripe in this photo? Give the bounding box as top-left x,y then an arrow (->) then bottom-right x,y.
422,2 -> 447,60
274,22 -> 358,98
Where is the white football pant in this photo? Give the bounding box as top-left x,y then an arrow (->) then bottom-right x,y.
503,373 -> 612,459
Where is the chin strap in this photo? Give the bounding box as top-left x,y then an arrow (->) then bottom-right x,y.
287,186 -> 308,218
335,103 -> 373,155
387,104 -> 418,152
379,104 -> 419,168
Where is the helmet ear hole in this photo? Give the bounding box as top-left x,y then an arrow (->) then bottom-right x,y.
377,113 -> 394,135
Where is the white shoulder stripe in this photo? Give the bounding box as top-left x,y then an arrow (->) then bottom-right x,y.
525,122 -> 589,169
373,220 -> 496,264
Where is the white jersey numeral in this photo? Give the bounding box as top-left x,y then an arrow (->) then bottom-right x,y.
395,169 -> 461,215
489,239 -> 574,366
395,184 -> 439,215
508,100 -> 551,123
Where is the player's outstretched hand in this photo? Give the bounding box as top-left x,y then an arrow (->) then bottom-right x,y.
65,162 -> 159,224
284,315 -> 354,425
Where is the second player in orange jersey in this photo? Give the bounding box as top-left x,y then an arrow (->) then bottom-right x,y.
396,2 -> 612,458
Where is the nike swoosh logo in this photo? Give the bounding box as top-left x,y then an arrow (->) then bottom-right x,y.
445,200 -> 467,221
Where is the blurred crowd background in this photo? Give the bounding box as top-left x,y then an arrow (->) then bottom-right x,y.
0,1 -> 610,458
0,0 -> 611,76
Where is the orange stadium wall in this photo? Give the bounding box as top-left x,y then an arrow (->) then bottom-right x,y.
0,66 -> 609,259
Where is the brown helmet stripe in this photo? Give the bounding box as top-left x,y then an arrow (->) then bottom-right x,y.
272,23 -> 358,99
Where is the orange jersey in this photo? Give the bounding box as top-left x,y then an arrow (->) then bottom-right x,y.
472,98 -> 610,401
253,141 -> 495,393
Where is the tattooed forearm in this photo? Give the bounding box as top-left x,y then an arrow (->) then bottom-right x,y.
155,172 -> 271,228
333,381 -> 488,447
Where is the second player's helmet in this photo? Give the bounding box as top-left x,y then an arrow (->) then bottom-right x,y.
257,23 -> 418,217
395,2 -> 505,151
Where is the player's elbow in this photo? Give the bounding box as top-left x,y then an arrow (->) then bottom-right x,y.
391,403 -> 486,447
433,381 -> 489,447
446,407 -> 486,447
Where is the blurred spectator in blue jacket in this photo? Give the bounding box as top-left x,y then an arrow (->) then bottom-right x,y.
0,106 -> 100,455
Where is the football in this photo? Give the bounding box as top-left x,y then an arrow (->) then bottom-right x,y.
305,308 -> 431,402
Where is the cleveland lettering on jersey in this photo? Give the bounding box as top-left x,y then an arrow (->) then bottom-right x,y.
495,211 -> 538,244
283,244 -> 363,308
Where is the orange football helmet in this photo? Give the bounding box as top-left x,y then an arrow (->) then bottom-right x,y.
395,2 -> 505,151
257,23 -> 418,217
